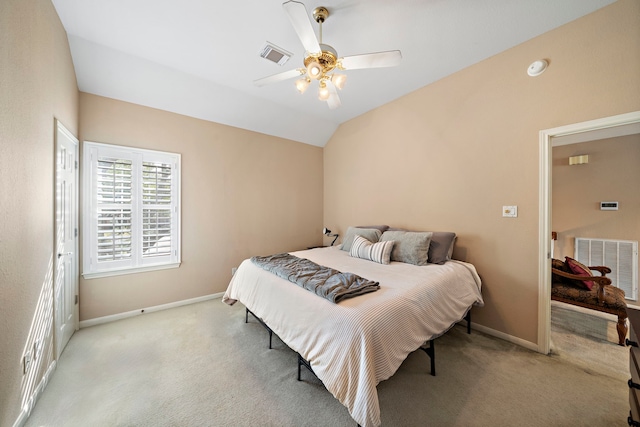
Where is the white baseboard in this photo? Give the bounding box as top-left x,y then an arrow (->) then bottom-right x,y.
466,321 -> 540,353
12,360 -> 56,427
79,292 -> 224,328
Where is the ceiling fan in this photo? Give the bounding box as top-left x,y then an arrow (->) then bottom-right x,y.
254,1 -> 402,109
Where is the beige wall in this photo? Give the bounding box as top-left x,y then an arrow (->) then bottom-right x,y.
552,135 -> 640,288
78,93 -> 323,320
0,0 -> 79,425
324,0 -> 640,345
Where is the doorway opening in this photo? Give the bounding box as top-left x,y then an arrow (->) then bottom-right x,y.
538,111 -> 640,355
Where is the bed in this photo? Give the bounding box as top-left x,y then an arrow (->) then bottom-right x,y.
223,229 -> 483,427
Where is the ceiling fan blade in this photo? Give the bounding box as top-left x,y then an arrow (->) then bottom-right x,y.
282,1 -> 321,55
326,81 -> 341,110
253,68 -> 304,87
340,50 -> 402,70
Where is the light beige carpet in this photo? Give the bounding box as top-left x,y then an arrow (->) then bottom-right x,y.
550,300 -> 629,381
24,299 -> 629,427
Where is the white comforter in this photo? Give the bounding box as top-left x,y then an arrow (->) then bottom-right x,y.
223,246 -> 484,427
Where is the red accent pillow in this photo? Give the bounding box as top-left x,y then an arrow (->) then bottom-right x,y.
565,256 -> 595,290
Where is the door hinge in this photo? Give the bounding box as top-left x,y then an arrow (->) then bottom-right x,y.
75,160 -> 78,170
75,295 -> 78,305
75,228 -> 78,237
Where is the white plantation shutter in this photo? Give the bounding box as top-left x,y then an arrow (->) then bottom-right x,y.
96,158 -> 132,261
83,142 -> 181,278
142,161 -> 172,258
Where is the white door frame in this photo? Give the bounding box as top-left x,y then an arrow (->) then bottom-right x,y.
538,111 -> 640,354
54,119 -> 79,359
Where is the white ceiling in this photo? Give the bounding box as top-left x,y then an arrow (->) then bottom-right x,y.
51,0 -> 616,147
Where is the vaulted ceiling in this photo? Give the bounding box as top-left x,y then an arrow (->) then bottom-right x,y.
51,0 -> 616,146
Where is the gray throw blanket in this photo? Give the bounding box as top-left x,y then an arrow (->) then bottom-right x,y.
251,253 -> 380,303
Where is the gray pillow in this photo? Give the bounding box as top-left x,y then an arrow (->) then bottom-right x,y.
340,227 -> 382,252
429,232 -> 457,264
380,230 -> 433,266
356,225 -> 389,233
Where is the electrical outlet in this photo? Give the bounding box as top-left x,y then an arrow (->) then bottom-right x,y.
23,352 -> 32,374
33,339 -> 42,360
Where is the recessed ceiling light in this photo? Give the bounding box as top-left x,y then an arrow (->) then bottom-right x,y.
527,59 -> 548,77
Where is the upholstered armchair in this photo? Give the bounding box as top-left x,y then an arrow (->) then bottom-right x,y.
551,257 -> 628,346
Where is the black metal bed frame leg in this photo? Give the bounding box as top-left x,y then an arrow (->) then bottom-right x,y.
297,353 -> 318,381
418,308 -> 473,378
246,308 -> 274,349
428,340 -> 436,376
419,340 -> 436,376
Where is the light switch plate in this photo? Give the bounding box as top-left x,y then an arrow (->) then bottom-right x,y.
503,206 -> 518,218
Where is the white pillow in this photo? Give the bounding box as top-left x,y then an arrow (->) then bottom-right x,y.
350,235 -> 395,265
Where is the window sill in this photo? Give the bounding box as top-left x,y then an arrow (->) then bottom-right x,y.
82,262 -> 181,280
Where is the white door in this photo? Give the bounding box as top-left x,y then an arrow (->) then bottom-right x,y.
55,120 -> 79,358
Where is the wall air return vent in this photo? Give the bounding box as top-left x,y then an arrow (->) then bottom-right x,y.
259,42 -> 292,66
575,237 -> 638,300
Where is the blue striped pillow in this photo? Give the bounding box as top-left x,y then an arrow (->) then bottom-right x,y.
350,235 -> 395,265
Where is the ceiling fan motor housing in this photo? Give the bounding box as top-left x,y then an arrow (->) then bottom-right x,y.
304,43 -> 338,78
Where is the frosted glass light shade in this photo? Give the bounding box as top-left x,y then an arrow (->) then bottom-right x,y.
331,73 -> 347,90
569,154 -> 589,165
295,78 -> 310,94
318,84 -> 330,101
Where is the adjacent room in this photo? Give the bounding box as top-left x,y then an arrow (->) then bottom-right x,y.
1,0 -> 639,426
549,130 -> 640,381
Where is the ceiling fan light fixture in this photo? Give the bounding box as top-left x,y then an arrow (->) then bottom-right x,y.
295,77 -> 310,94
254,2 -> 401,109
318,81 -> 330,101
331,73 -> 347,90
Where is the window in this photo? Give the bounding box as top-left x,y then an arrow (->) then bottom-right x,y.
83,141 -> 180,278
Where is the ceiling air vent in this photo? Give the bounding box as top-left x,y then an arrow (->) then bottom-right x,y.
259,42 -> 292,66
